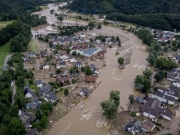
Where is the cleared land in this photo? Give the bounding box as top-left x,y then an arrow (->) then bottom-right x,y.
28,39 -> 38,52
0,21 -> 14,29
0,42 -> 10,71
39,5 -> 49,10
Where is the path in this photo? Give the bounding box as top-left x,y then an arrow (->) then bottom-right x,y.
11,80 -> 16,106
2,54 -> 12,71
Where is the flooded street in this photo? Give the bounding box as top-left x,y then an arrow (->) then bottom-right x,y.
32,3 -> 149,135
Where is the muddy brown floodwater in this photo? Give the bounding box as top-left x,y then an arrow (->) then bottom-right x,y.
32,3 -> 149,135
47,28 -> 148,135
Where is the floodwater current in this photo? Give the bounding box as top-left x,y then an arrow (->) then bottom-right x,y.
32,3 -> 149,135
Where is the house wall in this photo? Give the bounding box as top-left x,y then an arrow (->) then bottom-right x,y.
37,84 -> 43,88
143,112 -> 157,121
151,95 -> 174,105
160,114 -> 172,121
167,78 -> 174,81
172,82 -> 180,88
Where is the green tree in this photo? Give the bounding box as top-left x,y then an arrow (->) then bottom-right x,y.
49,41 -> 53,47
118,57 -> 124,65
143,69 -> 153,79
128,94 -> 135,104
154,73 -> 163,82
64,89 -> 69,96
134,75 -> 144,90
85,67 -> 92,76
146,53 -> 156,66
8,117 -> 25,135
39,115 -> 48,128
56,69 -> 62,74
100,90 -> 120,120
97,24 -> 102,29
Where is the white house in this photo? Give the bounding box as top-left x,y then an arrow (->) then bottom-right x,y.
60,55 -> 69,61
56,61 -> 66,69
172,79 -> 180,88
140,106 -> 158,122
70,58 -> 77,63
43,63 -> 49,69
123,120 -> 142,135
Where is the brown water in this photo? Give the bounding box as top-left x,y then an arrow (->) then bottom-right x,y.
47,28 -> 148,135
32,4 -> 149,135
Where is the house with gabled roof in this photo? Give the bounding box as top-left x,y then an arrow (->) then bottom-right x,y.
123,120 -> 142,135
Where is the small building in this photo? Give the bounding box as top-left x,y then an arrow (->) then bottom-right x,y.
57,61 -> 66,69
79,87 -> 90,97
61,70 -> 68,77
40,51 -> 47,57
123,120 -> 142,135
89,64 -> 99,74
38,84 -> 51,96
74,61 -> 83,68
24,58 -> 35,64
85,75 -> 96,83
36,80 -> 43,88
142,120 -> 155,133
135,96 -> 146,104
58,77 -> 69,85
166,72 -> 178,81
27,52 -> 36,57
70,58 -> 77,63
26,99 -> 41,110
42,63 -> 49,69
83,48 -> 101,57
60,55 -> 69,61
19,110 -> 35,128
44,92 -> 57,103
150,92 -> 175,105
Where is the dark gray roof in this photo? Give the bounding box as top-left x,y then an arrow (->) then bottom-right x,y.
167,72 -> 177,79
48,92 -> 57,102
147,98 -> 161,109
60,61 -> 66,65
75,61 -> 82,66
80,87 -> 90,96
23,112 -> 35,127
39,84 -> 51,96
124,120 -> 142,132
36,80 -> 43,86
156,92 -> 175,102
135,96 -> 146,103
24,58 -> 35,62
27,52 -> 36,56
140,105 -> 159,118
40,51 -> 47,56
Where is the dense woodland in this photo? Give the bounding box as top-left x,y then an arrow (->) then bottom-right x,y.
70,0 -> 180,30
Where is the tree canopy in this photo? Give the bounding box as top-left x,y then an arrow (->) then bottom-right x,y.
100,90 -> 120,120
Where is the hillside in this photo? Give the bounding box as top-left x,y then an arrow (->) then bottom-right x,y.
69,0 -> 180,30
70,0 -> 180,14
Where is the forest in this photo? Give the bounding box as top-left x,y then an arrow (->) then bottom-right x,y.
70,0 -> 180,30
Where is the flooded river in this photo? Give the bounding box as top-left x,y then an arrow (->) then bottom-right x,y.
32,3 -> 148,135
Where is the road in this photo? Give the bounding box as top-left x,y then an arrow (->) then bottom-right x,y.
3,54 -> 12,71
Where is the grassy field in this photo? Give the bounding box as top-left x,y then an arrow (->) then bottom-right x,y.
28,40 -> 38,52
39,5 -> 49,10
0,21 -> 14,29
0,42 -> 10,71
